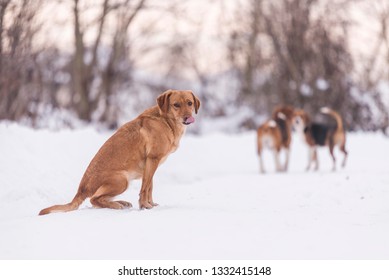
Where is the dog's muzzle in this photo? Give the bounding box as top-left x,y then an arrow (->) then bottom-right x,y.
183,116 -> 195,125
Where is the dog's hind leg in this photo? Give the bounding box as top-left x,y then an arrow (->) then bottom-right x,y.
306,147 -> 315,171
329,142 -> 336,171
258,152 -> 266,173
283,148 -> 290,172
340,144 -> 348,168
274,149 -> 282,172
312,147 -> 319,171
90,175 -> 131,209
257,139 -> 265,173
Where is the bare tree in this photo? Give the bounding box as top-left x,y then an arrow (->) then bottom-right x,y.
98,0 -> 146,127
226,0 -> 269,111
359,0 -> 389,133
71,0 -> 110,121
0,0 -> 387,132
0,0 -> 44,122
69,0 -> 150,127
226,0 -> 366,129
0,0 -> 11,74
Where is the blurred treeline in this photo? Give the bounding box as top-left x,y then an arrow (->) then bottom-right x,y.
0,0 -> 388,132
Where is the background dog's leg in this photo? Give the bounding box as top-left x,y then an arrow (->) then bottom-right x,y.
306,147 -> 314,171
283,148 -> 290,172
258,152 -> 266,173
340,144 -> 348,168
329,143 -> 336,171
274,150 -> 282,172
139,157 -> 159,209
313,147 -> 319,171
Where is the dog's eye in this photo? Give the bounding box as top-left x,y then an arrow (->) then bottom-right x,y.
188,101 -> 193,106
173,103 -> 180,108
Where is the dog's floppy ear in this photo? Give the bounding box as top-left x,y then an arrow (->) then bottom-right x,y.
157,90 -> 173,114
190,92 -> 201,114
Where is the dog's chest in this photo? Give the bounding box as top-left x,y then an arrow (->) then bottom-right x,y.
158,131 -> 184,166
159,143 -> 179,166
169,134 -> 183,154
171,126 -> 186,152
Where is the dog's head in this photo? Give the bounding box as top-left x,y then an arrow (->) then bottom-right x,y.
157,90 -> 200,125
272,105 -> 295,122
292,109 -> 310,132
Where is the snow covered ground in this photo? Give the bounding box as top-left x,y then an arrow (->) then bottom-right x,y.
0,122 -> 388,260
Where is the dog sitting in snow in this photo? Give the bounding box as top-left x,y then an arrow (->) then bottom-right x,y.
257,105 -> 295,173
39,90 -> 200,215
292,107 -> 348,171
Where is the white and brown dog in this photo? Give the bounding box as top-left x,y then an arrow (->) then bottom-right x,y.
292,107 -> 348,171
257,106 -> 295,173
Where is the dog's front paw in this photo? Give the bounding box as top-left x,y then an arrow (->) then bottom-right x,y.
139,201 -> 153,210
149,201 -> 159,207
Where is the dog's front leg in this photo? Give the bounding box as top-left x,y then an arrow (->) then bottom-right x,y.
306,147 -> 315,171
258,152 -> 266,173
283,148 -> 290,172
148,181 -> 159,207
139,157 -> 160,209
273,150 -> 282,172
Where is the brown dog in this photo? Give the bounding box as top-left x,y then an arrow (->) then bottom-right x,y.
39,90 -> 200,215
292,107 -> 348,171
257,106 -> 294,173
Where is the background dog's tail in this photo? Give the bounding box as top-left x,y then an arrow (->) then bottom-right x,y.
39,189 -> 87,215
320,107 -> 344,132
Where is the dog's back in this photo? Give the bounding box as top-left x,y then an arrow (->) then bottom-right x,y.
292,107 -> 348,171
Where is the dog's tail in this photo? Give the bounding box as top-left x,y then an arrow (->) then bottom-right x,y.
320,107 -> 344,132
39,189 -> 87,216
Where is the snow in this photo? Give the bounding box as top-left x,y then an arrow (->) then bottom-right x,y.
316,78 -> 329,91
0,122 -> 388,259
300,83 -> 313,96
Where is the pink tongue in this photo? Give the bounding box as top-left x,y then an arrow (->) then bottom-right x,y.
186,116 -> 195,124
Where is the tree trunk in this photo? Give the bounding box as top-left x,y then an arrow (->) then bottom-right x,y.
72,0 -> 90,121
